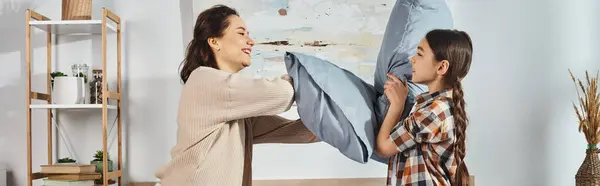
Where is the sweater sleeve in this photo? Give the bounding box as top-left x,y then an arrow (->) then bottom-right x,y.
225,73 -> 295,121
249,115 -> 320,144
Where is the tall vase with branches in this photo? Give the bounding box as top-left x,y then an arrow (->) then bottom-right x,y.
570,69 -> 600,186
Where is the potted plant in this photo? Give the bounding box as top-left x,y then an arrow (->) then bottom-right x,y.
90,150 -> 113,173
90,150 -> 114,184
50,71 -> 67,88
570,70 -> 600,186
56,157 -> 77,165
52,71 -> 86,104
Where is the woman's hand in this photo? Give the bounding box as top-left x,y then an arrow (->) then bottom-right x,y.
281,74 -> 292,82
384,73 -> 408,108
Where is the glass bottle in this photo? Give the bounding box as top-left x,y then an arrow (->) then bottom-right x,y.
79,64 -> 89,83
71,64 -> 89,83
89,69 -> 103,104
71,64 -> 80,77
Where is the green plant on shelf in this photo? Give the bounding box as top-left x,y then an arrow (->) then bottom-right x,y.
51,71 -> 67,78
91,150 -> 114,184
57,157 -> 76,163
92,150 -> 111,161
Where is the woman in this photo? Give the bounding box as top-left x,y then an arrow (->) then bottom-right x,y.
155,5 -> 319,186
376,29 -> 473,186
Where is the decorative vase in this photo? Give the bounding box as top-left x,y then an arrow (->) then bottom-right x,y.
90,160 -> 113,173
90,160 -> 114,184
576,148 -> 600,185
52,77 -> 86,104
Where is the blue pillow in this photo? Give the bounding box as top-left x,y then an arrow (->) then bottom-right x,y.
284,0 -> 453,164
285,51 -> 377,163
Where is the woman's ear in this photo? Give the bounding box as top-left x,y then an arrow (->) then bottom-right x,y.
207,37 -> 220,51
437,60 -> 450,76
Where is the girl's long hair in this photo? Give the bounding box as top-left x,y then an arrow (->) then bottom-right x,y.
425,29 -> 473,185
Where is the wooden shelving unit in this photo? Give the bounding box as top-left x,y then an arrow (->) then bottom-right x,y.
25,8 -> 123,186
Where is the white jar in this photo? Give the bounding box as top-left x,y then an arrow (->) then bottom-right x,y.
52,77 -> 86,104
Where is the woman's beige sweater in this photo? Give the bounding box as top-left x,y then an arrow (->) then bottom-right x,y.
155,67 -> 319,186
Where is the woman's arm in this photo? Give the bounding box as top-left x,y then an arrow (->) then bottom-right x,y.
225,73 -> 295,121
248,115 -> 320,144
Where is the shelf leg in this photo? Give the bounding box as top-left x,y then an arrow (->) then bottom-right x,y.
46,17 -> 53,166
117,20 -> 123,186
102,8 -> 109,186
25,9 -> 33,186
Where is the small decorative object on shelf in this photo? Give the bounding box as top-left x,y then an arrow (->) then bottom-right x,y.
62,0 -> 92,20
91,150 -> 113,184
40,164 -> 96,174
50,71 -> 67,89
89,69 -> 103,104
56,157 -> 77,165
71,64 -> 89,83
570,69 -> 600,186
52,76 -> 86,104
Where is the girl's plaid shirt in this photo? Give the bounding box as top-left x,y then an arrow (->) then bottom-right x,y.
386,89 -> 458,186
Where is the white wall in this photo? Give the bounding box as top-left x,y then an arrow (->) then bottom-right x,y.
1,0 -> 599,186
113,0 -> 191,183
450,0 -> 600,185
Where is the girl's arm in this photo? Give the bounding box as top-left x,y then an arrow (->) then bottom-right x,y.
376,103 -> 405,157
376,73 -> 408,157
376,99 -> 453,158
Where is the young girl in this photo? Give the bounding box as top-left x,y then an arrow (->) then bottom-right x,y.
375,29 -> 473,186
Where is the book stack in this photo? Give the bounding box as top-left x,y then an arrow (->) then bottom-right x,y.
39,164 -> 101,186
42,179 -> 95,186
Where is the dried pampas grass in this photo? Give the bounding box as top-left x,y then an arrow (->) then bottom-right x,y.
570,69 -> 600,149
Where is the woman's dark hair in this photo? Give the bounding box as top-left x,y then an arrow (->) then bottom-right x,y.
179,5 -> 239,83
425,29 -> 473,186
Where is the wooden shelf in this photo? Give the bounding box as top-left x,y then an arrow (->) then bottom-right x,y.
29,20 -> 117,35
106,170 -> 122,180
32,172 -> 102,180
30,104 -> 117,109
25,8 -> 124,186
32,170 -> 121,180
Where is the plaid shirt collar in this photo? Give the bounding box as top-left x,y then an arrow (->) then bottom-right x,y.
415,88 -> 453,105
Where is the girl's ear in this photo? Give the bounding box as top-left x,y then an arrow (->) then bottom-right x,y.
437,60 -> 450,76
207,37 -> 220,51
